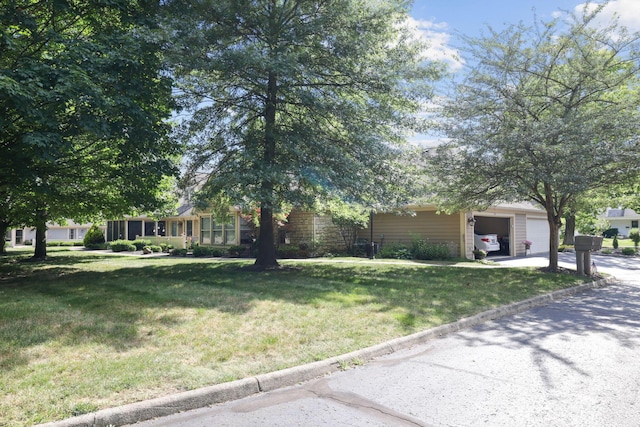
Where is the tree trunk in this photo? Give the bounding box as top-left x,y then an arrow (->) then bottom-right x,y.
563,213 -> 576,245
33,208 -> 47,260
0,222 -> 7,255
254,70 -> 279,268
255,204 -> 278,267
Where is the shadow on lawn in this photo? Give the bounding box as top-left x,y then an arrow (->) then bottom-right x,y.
0,253 -> 585,372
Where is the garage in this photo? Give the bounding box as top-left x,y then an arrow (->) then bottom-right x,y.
474,216 -> 511,256
525,217 -> 550,254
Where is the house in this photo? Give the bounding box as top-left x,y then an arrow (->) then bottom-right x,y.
5,220 -> 97,247
602,208 -> 640,237
5,199 -> 550,260
348,202 -> 550,259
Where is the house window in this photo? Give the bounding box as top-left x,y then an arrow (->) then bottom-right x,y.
69,229 -> 75,240
633,220 -> 639,228
213,216 -> 236,245
144,221 -> 155,236
186,220 -> 193,237
201,217 -> 211,244
157,221 -> 166,236
106,221 -> 125,241
171,221 -> 178,236
240,217 -> 253,244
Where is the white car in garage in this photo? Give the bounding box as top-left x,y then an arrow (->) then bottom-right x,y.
474,233 -> 501,253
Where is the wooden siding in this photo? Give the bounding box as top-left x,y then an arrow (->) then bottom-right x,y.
514,214 -> 527,256
358,210 -> 464,256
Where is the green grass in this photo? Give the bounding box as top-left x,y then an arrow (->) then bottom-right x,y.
0,248 -> 589,426
602,237 -> 636,248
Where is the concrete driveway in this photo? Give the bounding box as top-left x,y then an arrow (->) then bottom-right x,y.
122,252 -> 640,427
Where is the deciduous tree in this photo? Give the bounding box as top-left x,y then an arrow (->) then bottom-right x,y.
427,6 -> 640,270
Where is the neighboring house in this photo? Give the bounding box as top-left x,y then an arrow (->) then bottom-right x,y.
602,208 -> 640,237
5,221 -> 99,247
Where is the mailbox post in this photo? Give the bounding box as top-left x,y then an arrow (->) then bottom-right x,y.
574,236 -> 603,275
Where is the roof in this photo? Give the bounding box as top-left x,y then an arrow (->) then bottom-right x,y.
605,208 -> 640,219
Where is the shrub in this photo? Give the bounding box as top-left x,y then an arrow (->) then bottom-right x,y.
23,239 -> 33,246
46,241 -> 62,247
228,245 -> 247,257
84,224 -> 105,247
601,248 -> 613,254
558,245 -> 574,252
109,240 -> 136,252
378,243 -> 412,260
131,239 -> 151,251
613,235 -> 619,249
277,245 -> 301,259
149,245 -> 163,253
602,228 -> 619,238
411,238 -> 451,260
621,247 -> 636,256
630,228 -> 640,248
193,244 -> 224,257
170,248 -> 188,256
160,243 -> 174,253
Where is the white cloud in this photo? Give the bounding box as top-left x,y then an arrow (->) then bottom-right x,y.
404,16 -> 464,72
576,0 -> 640,32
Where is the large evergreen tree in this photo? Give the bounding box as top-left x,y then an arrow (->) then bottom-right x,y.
164,0 -> 444,268
0,0 -> 179,259
426,6 -> 640,270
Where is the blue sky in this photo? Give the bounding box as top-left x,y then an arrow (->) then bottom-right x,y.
407,0 -> 640,147
409,0 -> 640,72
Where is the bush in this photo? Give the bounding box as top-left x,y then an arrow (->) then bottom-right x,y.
160,243 -> 174,253
149,245 -> 163,253
621,247 -> 636,256
131,239 -> 151,251
411,238 -> 451,260
84,224 -> 105,247
277,245 -> 302,259
170,248 -> 188,256
602,228 -> 619,238
109,240 -> 136,252
558,245 -> 574,252
378,243 -> 412,259
46,241 -> 62,247
85,243 -> 107,250
228,245 -> 247,257
613,235 -> 619,249
193,244 -> 225,257
630,228 -> 640,248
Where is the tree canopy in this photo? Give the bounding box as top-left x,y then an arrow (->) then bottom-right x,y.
426,5 -> 640,270
0,0 -> 180,258
164,0 -> 444,267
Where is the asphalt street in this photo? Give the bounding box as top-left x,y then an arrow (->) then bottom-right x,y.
125,252 -> 640,427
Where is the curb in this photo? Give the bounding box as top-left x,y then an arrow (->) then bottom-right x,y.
37,276 -> 615,427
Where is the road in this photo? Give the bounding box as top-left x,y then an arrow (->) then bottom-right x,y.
129,253 -> 640,427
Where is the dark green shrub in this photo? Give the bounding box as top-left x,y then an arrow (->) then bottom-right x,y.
160,243 -> 174,253
46,241 -> 62,247
602,228 -> 619,238
378,243 -> 412,259
558,245 -> 574,252
84,224 -> 105,247
411,238 -> 451,260
109,240 -> 136,252
630,228 -> 640,248
613,235 -> 619,249
149,245 -> 163,253
621,247 -> 636,256
131,239 -> 151,251
170,248 -> 188,256
228,245 -> 247,257
85,243 -> 107,250
24,240 -> 33,246
277,245 -> 301,259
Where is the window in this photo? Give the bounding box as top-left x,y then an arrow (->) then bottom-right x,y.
157,221 -> 166,237
201,217 -> 211,244
240,217 -> 253,244
633,220 -> 639,228
144,221 -> 155,236
106,221 -> 125,241
171,221 -> 178,236
69,229 -> 75,240
186,220 -> 193,237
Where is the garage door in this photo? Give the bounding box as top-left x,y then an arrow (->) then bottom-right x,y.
526,218 -> 550,254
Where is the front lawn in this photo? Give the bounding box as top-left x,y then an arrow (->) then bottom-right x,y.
0,249 -> 589,426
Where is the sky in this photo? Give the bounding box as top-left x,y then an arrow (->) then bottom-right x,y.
406,0 -> 640,147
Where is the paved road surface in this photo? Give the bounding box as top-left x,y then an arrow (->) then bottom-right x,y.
129,253 -> 640,426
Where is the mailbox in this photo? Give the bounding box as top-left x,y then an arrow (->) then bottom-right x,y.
574,236 -> 602,252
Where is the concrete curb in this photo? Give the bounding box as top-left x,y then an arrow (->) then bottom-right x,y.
37,276 -> 615,427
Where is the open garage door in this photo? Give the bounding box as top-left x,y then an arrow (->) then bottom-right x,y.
526,218 -> 550,254
474,216 -> 511,256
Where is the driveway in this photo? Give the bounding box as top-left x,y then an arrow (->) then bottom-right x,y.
126,252 -> 640,427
